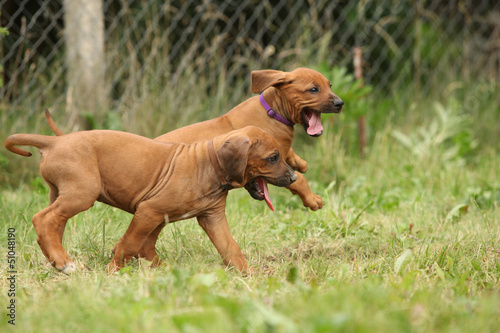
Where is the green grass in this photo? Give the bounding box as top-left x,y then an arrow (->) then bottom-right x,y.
1,94 -> 499,332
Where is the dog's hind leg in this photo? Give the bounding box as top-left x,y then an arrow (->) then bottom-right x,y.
33,182 -> 99,274
48,182 -> 58,204
31,182 -> 59,260
108,204 -> 166,272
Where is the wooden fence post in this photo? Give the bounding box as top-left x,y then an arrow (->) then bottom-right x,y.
63,0 -> 106,128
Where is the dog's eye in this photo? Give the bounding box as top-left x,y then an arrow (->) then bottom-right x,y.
309,87 -> 319,93
267,154 -> 279,164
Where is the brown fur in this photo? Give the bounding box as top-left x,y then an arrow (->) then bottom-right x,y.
5,126 -> 296,273
45,67 -> 344,264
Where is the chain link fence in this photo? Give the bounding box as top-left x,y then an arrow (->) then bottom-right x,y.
1,0 -> 499,133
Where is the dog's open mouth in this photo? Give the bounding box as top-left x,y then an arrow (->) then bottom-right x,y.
302,109 -> 323,137
245,177 -> 274,211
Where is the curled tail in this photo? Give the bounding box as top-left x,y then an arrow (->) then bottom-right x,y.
4,133 -> 55,157
45,109 -> 65,136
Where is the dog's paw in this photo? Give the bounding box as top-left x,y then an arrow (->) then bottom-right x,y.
61,262 -> 77,274
240,266 -> 258,277
107,261 -> 121,274
149,258 -> 166,269
286,156 -> 308,173
303,193 -> 323,211
50,255 -> 78,274
295,159 -> 308,173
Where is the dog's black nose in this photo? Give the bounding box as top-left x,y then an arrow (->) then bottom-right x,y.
334,100 -> 344,108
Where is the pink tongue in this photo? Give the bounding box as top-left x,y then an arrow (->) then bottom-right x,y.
306,111 -> 323,136
257,177 -> 274,211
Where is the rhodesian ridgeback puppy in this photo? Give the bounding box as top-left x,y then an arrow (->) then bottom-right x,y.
46,68 -> 343,210
155,68 -> 343,207
5,125 -> 296,273
45,67 -> 343,265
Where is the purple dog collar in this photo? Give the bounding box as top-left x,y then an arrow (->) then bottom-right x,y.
259,93 -> 294,127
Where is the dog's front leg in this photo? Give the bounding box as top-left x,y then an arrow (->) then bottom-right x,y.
135,222 -> 167,267
287,172 -> 324,211
286,147 -> 308,173
197,212 -> 248,273
108,206 -> 166,272
284,149 -> 324,210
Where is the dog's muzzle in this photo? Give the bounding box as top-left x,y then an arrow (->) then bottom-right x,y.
333,100 -> 344,113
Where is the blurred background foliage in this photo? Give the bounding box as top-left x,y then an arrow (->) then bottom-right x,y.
0,0 -> 499,187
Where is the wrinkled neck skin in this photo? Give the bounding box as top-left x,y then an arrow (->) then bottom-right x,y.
169,140 -> 233,222
262,87 -> 299,125
118,141 -> 231,223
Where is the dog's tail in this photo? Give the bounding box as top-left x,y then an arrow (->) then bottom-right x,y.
4,133 -> 56,157
45,109 -> 65,136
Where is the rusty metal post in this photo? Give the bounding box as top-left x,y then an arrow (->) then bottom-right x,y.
353,47 -> 366,156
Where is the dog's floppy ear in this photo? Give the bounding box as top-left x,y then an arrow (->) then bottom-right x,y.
217,135 -> 252,186
251,70 -> 292,93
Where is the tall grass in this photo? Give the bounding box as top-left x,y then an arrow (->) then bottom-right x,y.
1,4 -> 498,329
1,80 -> 499,331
